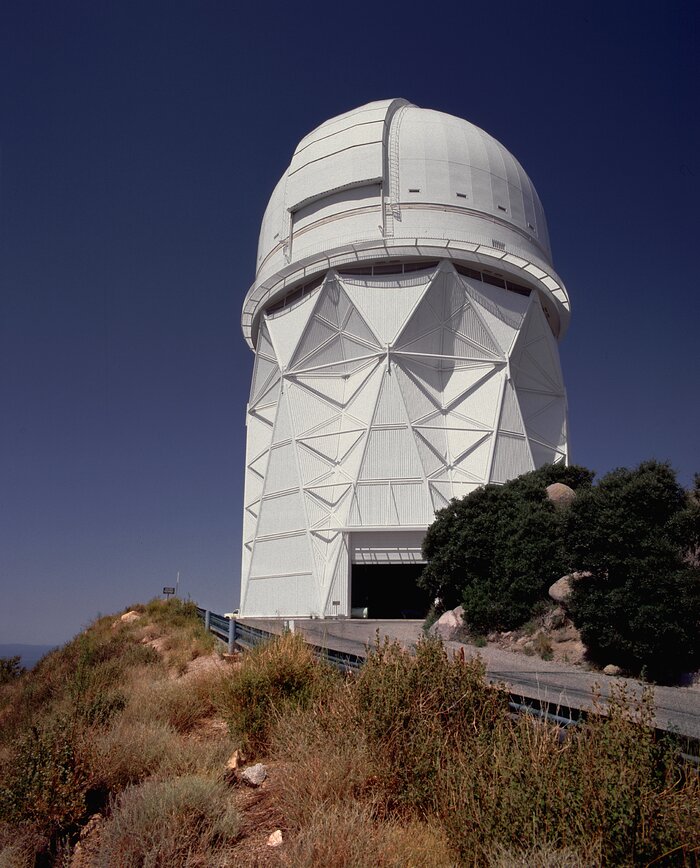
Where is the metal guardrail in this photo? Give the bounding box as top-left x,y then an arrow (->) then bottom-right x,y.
196,607 -> 699,761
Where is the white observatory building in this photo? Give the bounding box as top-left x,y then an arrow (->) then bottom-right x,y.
239,99 -> 570,619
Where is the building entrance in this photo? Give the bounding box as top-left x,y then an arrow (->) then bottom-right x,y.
350,563 -> 431,619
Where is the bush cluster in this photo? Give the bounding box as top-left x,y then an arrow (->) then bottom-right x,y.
251,634 -> 699,866
420,463 -> 593,633
421,459 -> 700,680
0,598 -> 235,866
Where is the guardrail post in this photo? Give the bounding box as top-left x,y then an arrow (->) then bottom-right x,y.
204,610 -> 211,632
228,618 -> 236,654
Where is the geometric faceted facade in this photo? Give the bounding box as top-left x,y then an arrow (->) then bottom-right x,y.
239,99 -> 571,617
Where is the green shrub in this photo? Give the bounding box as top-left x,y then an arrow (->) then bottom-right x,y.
216,631 -> 338,754
420,464 -> 593,633
93,775 -> 239,867
354,635 -> 508,810
0,716 -> 89,837
567,461 -> 700,680
0,657 -> 25,685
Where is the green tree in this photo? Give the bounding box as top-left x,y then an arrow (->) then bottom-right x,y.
420,464 -> 593,634
0,656 -> 25,685
566,460 -> 700,681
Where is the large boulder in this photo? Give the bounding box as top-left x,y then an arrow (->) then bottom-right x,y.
549,571 -> 591,605
546,482 -> 576,508
429,606 -> 464,640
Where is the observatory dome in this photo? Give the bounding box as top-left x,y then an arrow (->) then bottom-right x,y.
242,99 -> 570,346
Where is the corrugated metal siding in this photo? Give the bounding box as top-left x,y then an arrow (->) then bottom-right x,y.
360,428 -> 423,480
490,433 -> 534,484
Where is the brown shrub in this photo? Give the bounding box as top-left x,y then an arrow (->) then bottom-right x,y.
93,775 -> 239,867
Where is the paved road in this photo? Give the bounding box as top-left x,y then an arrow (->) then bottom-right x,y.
241,618 -> 700,740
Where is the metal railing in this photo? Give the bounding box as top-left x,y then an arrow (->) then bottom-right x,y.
195,607 -> 699,762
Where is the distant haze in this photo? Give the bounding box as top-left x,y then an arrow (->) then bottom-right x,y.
0,644 -> 59,670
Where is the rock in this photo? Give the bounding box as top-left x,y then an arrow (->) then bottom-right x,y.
543,607 -> 567,631
546,483 -> 576,508
226,749 -> 244,771
240,763 -> 267,787
603,664 -> 623,676
120,610 -> 141,623
429,605 -> 464,640
70,814 -> 104,868
549,571 -> 591,605
267,829 -> 283,847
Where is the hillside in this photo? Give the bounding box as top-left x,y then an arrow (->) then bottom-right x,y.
1,599 -> 699,867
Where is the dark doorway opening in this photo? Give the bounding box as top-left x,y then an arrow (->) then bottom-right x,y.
351,563 -> 431,619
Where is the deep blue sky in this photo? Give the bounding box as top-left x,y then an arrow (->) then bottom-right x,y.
1,1 -> 698,645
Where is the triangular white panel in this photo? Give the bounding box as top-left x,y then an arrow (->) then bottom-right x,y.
524,339 -> 563,390
252,374 -> 281,411
263,442 -> 301,494
452,434 -> 492,480
265,292 -> 317,370
499,380 -> 525,435
298,429 -> 363,464
250,354 -> 279,404
305,485 -> 353,525
461,276 -> 529,352
343,359 -> 381,405
529,439 -> 566,468
246,414 -> 274,457
304,491 -> 331,528
451,482 -> 480,500
442,363 -> 498,408
490,434 -> 534,484
359,427 -> 423,480
244,472 -> 264,507
322,539 -> 349,616
248,449 -> 271,479
333,430 -> 366,481
447,428 -> 490,463
290,317 -> 338,368
512,362 -> 560,394
395,295 -> 442,348
448,331 -> 501,361
290,374 -> 346,406
395,356 -> 443,403
271,391 -> 293,444
314,277 -> 351,329
348,494 -> 362,525
253,402 -> 277,426
341,277 -> 430,344
256,322 -> 277,362
344,307 -> 382,347
257,490 -> 306,536
373,371 -> 408,426
518,390 -> 558,422
395,361 -> 441,422
449,371 -> 503,428
448,304 -> 502,358
429,481 -> 452,511
344,363 -> 384,426
296,442 -> 334,486
526,397 -> 567,449
286,382 -> 339,436
414,428 -> 448,475
415,425 -> 449,463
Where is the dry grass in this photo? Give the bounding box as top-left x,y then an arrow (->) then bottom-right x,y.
92,775 -> 239,867
3,605 -> 699,867
280,803 -> 456,868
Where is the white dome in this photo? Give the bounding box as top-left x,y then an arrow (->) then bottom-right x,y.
243,100 -> 570,346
